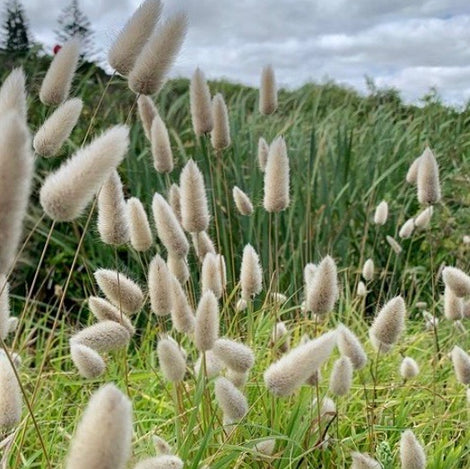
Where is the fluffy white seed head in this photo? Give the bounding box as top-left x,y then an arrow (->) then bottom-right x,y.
444,286 -> 464,321
167,255 -> 189,284
65,383 -> 132,469
153,435 -> 172,455
128,13 -> 188,95
7,317 -> 18,335
329,356 -> 353,396
350,452 -> 381,469
148,254 -> 172,316
263,136 -> 290,212
127,197 -> 153,251
414,206 -> 433,229
259,65 -> 277,115
137,95 -> 157,140
33,98 -> 82,157
170,275 -> 195,333
386,235 -> 403,254
210,93 -> 231,150
201,252 -> 224,299
305,255 -> 338,316
194,350 -> 223,378
151,112 -> 173,173
304,263 -> 317,288
71,321 -> 130,352
40,125 -> 129,222
0,112 -> 34,274
312,396 -> 336,422
157,336 -> 186,382
258,137 -> 269,171
94,269 -> 144,314
226,368 -> 248,388
152,192 -> 189,257
0,351 -> 22,430
270,292 -> 287,305
357,281 -> 367,297
0,68 -> 26,119
88,296 -> 135,335
362,258 -> 374,282
213,338 -> 254,373
40,38 -> 80,105
337,324 -> 367,370
134,456 -> 183,469
240,244 -> 263,301
417,147 -> 441,205
108,0 -> 162,75
369,296 -> 406,353
254,439 -> 276,456
400,430 -> 426,469
70,343 -> 106,379
264,330 -> 337,396
97,170 -> 129,246
214,376 -> 249,424
190,68 -> 213,136
194,290 -> 219,352
406,155 -> 422,185
233,186 -> 253,216
451,346 -> 470,385
270,321 -> 290,353
373,200 -> 388,225
180,159 -> 209,233
400,357 -> 419,380
399,218 -> 415,239
168,184 -> 182,224
442,266 -> 470,298
236,298 -> 247,311
0,276 -> 10,340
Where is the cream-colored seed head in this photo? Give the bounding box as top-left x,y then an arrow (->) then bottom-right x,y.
271,321 -> 290,353
148,254 -> 172,316
451,346 -> 470,385
406,155 -> 422,185
369,296 -> 406,353
0,352 -> 22,430
214,376 -> 249,424
71,321 -> 130,352
88,296 -> 135,335
190,68 -> 213,136
442,266 -> 470,298
0,112 -> 34,274
264,330 -> 337,396
258,137 -> 269,171
362,258 -> 374,282
152,435 -> 172,455
386,235 -> 403,254
194,350 -> 223,378
210,93 -> 231,150
213,338 -> 254,373
0,68 -> 26,119
240,244 -> 262,301
444,286 -> 463,321
312,396 -> 336,422
194,290 -> 219,352
167,254 -> 189,284
350,452 -> 381,469
400,357 -> 419,380
152,192 -> 189,257
373,200 -> 388,225
417,147 -> 440,205
263,136 -> 290,212
40,125 -> 129,222
233,186 -> 254,216
180,159 -> 209,233
151,112 -> 173,173
97,170 -> 129,246
329,356 -> 353,396
94,269 -> 144,314
168,184 -> 182,224
399,218 -> 415,239
337,324 -> 367,370
201,252 -> 224,299
70,343 -> 106,379
254,439 -> 276,456
127,197 -> 153,251
128,13 -> 188,95
137,95 -> 157,140
0,276 -> 10,340
7,317 -> 18,335
33,98 -> 82,157
304,263 -> 317,287
235,298 -> 247,311
305,255 -> 338,316
65,383 -> 132,469
226,368 -> 248,388
357,281 -> 367,297
400,430 -> 426,469
157,336 -> 186,382
40,38 -> 80,105
259,65 -> 277,115
134,455 -> 183,469
414,206 -> 433,229
170,275 -> 195,333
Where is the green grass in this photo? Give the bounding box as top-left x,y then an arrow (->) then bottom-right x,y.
1,50 -> 470,468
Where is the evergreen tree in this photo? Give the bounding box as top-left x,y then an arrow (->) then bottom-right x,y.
1,0 -> 32,54
55,0 -> 94,59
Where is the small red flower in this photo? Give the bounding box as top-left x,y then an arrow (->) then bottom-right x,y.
53,44 -> 62,55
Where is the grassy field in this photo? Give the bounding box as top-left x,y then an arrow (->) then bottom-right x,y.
1,43 -> 470,468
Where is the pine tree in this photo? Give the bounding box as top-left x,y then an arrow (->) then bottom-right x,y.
1,0 -> 32,54
55,0 -> 94,59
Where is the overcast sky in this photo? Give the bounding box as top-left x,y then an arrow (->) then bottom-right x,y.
23,0 -> 470,105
